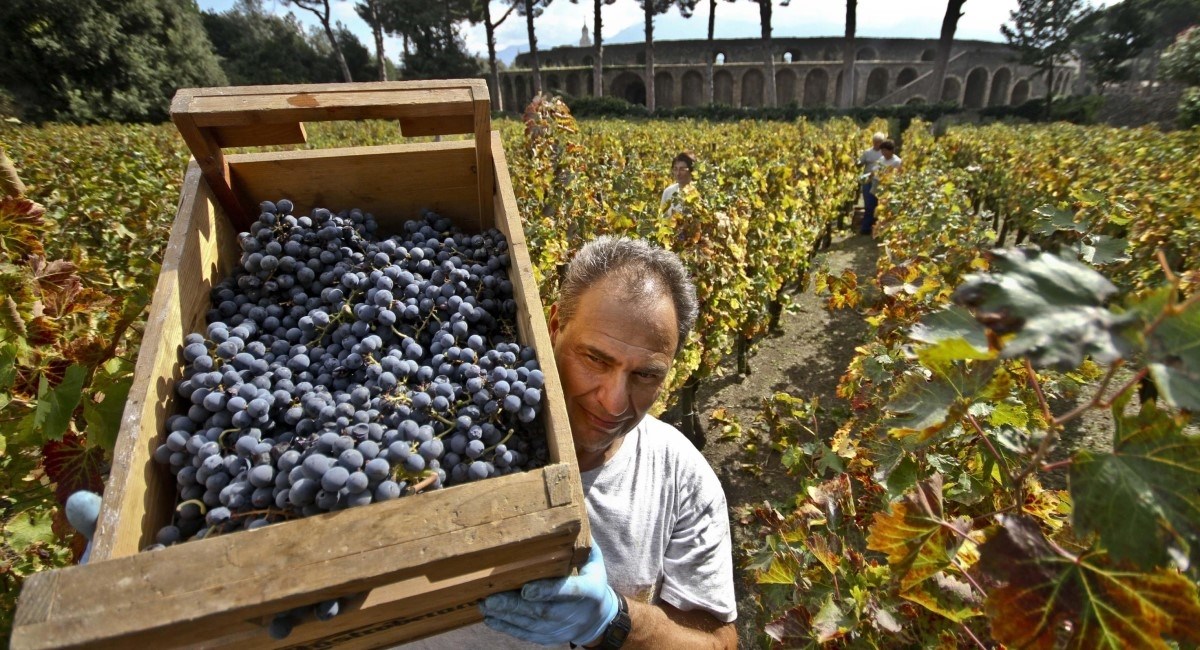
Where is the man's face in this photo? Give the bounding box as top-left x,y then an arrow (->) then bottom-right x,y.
672,161 -> 693,186
549,275 -> 679,462
882,149 -> 894,160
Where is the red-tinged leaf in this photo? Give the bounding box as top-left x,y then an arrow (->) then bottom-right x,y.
764,606 -> 810,645
42,433 -> 106,505
27,315 -> 60,346
867,475 -> 972,590
976,515 -> 1200,650
2,294 -> 27,338
29,257 -> 84,318
0,196 -> 46,261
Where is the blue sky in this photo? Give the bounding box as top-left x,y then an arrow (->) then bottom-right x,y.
197,0 -> 1117,66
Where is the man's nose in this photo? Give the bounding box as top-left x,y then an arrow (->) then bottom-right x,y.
594,372 -> 630,417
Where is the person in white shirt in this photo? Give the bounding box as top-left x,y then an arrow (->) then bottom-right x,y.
660,152 -> 695,207
864,139 -> 902,236
858,132 -> 886,235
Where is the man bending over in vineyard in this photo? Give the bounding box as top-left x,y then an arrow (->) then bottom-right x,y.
858,132 -> 886,236
406,237 -> 738,649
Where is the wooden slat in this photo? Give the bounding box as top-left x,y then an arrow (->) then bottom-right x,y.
89,164 -> 240,562
490,132 -> 590,564
213,122 -> 308,149
171,96 -> 255,230
473,85 -> 496,230
183,89 -> 476,129
13,471 -> 581,650
225,141 -> 481,232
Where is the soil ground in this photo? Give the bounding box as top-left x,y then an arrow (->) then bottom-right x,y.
663,229 -> 880,648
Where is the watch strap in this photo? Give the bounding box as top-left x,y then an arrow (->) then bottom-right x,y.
596,592 -> 631,649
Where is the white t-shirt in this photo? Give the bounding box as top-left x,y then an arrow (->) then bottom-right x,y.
398,415 -> 736,649
661,183 -> 681,205
859,147 -> 883,182
872,155 -> 901,192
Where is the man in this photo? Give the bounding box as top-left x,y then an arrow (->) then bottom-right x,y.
660,152 -> 695,207
418,237 -> 736,649
858,132 -> 886,236
863,140 -> 902,237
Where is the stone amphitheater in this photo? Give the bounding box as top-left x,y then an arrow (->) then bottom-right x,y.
497,35 -> 1077,111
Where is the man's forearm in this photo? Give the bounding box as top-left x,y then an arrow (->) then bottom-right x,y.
617,599 -> 736,649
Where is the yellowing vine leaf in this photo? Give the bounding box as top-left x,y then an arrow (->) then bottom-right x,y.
976,515 -> 1200,650
867,475 -> 971,590
0,196 -> 46,261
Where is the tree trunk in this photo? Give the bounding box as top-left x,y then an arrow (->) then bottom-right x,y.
706,0 -> 716,103
526,0 -> 543,95
593,0 -> 604,96
364,0 -> 388,81
645,3 -> 656,112
839,0 -> 856,108
929,0 -> 966,102
326,21 -> 354,82
761,0 -> 776,107
485,2 -> 500,109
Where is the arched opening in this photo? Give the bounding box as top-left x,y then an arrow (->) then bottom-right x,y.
714,69 -> 734,105
906,95 -> 927,104
546,74 -> 561,94
655,71 -> 674,109
803,68 -> 829,106
515,76 -> 528,108
865,67 -> 888,104
856,47 -> 877,61
611,71 -> 646,106
776,69 -> 797,105
921,49 -> 936,62
682,70 -> 704,106
941,76 -> 962,104
585,71 -> 595,97
835,70 -> 844,104
715,51 -> 726,65
741,69 -> 764,107
988,67 -> 1012,106
783,52 -> 793,63
964,67 -> 988,108
582,55 -> 594,67
502,76 -> 514,112
1011,78 -> 1030,104
896,67 -> 918,88
566,73 -> 581,97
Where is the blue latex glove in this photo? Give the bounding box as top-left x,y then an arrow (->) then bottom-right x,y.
65,490 -> 102,564
480,542 -> 619,646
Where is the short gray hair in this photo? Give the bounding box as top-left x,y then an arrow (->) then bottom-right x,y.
558,237 -> 698,354
872,132 -> 887,143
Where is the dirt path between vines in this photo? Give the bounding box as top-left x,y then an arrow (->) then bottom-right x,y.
668,231 -> 879,648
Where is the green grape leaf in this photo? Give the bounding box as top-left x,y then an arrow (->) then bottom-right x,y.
1070,401 -> 1200,568
4,509 -> 57,552
812,594 -> 852,643
901,573 -> 982,622
879,454 -> 919,501
763,606 -> 810,645
977,515 -> 1200,650
909,305 -> 994,361
885,362 -> 996,447
867,475 -> 971,590
1032,205 -> 1088,234
1075,235 -> 1130,266
953,248 -> 1138,371
82,373 -> 131,453
1136,286 -> 1200,411
20,364 -> 87,442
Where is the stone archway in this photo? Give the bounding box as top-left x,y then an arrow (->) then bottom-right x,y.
803,68 -> 829,106
988,67 -> 1012,106
682,70 -> 704,106
546,74 -> 562,94
776,69 -> 797,105
714,69 -> 734,105
502,76 -> 514,111
921,49 -> 936,62
515,76 -> 528,108
742,69 -> 764,107
611,71 -> 646,106
906,95 -> 927,104
941,76 -> 962,104
566,73 -> 581,97
964,67 -> 988,108
1011,78 -> 1030,104
865,67 -> 889,104
655,71 -> 675,109
896,67 -> 918,88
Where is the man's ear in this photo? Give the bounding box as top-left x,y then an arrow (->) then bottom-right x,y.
548,303 -> 561,345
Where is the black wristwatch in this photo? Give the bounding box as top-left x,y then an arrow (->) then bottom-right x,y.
572,593 -> 631,650
596,592 -> 631,649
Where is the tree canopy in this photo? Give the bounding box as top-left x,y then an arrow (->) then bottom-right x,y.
0,0 -> 226,123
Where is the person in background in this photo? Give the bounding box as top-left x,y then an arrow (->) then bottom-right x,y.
864,139 -> 902,237
858,132 -> 886,236
660,152 -> 695,208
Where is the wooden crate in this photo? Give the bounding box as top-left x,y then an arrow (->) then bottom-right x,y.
12,80 -> 589,650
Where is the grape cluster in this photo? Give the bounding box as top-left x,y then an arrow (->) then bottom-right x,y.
151,198 -> 549,548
